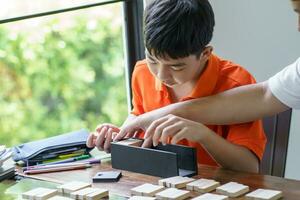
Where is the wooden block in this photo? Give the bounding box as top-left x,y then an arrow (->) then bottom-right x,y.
34,188 -> 58,200
47,196 -> 73,200
159,176 -> 195,188
155,188 -> 190,200
191,193 -> 228,200
128,196 -> 157,200
186,178 -> 220,193
85,188 -> 109,200
57,181 -> 91,194
117,138 -> 143,147
245,189 -> 283,200
216,182 -> 249,197
22,188 -> 46,199
70,187 -> 99,199
22,187 -> 57,200
131,183 -> 165,197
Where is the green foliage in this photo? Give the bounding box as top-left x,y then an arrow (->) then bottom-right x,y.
0,17 -> 128,146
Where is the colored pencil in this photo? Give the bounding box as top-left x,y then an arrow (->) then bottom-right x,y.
23,158 -> 101,171
42,154 -> 91,165
24,163 -> 92,175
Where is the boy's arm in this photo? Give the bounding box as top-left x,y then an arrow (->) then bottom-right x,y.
142,115 -> 260,173
118,81 -> 288,137
199,126 -> 260,173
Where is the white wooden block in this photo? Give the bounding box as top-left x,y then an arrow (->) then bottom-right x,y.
159,176 -> 195,188
216,182 -> 249,197
34,188 -> 58,200
85,188 -> 109,200
155,188 -> 190,200
22,188 -> 44,199
117,139 -> 143,147
70,187 -> 99,199
191,193 -> 229,200
128,196 -> 157,200
245,189 -> 283,200
47,196 -> 73,200
186,178 -> 220,193
57,181 -> 91,194
131,183 -> 165,197
22,187 -> 57,200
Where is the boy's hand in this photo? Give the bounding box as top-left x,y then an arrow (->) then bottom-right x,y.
114,114 -> 151,141
86,123 -> 120,153
143,114 -> 211,147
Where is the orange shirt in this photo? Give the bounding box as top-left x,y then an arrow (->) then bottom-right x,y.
131,54 -> 266,167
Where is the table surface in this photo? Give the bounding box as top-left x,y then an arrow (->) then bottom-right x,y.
12,159 -> 300,200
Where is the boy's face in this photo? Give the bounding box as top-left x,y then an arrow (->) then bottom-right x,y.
291,0 -> 300,31
145,50 -> 209,88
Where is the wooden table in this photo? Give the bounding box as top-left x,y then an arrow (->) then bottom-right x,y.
15,159 -> 300,199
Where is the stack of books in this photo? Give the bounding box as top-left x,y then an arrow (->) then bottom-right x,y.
12,129 -> 93,166
0,145 -> 15,181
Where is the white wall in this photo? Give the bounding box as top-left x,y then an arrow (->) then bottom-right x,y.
210,0 -> 300,180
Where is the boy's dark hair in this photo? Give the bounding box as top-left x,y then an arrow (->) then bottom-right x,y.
144,0 -> 215,59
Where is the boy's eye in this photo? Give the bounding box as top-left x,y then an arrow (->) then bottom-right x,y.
149,61 -> 158,64
147,58 -> 158,64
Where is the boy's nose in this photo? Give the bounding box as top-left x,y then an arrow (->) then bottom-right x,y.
157,67 -> 170,80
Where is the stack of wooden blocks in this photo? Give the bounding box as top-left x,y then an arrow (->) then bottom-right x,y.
129,176 -> 283,200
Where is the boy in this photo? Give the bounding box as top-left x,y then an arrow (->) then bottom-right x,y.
117,0 -> 300,129
87,0 -> 266,173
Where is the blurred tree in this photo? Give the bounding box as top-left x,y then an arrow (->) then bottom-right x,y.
0,16 -> 127,146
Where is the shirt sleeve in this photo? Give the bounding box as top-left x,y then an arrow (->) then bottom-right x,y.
268,58 -> 300,109
130,63 -> 145,116
226,120 -> 267,161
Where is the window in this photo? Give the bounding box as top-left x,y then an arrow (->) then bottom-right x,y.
0,0 -> 144,146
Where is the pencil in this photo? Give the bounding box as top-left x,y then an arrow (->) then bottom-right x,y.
24,163 -> 92,175
23,158 -> 101,171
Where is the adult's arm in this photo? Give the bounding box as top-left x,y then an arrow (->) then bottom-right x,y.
117,81 -> 289,138
167,81 -> 289,125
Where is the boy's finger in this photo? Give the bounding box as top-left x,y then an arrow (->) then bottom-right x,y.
96,123 -> 120,133
170,129 -> 185,144
95,126 -> 108,150
95,124 -> 105,132
86,132 -> 96,148
160,123 -> 181,145
113,129 -> 127,141
142,137 -> 153,148
152,117 -> 175,146
112,132 -> 118,140
125,131 -> 136,138
104,128 -> 113,153
144,116 -> 168,139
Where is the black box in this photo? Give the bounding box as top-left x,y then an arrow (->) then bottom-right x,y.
111,139 -> 197,178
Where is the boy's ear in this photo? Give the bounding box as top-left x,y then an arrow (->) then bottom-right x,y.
200,46 -> 213,60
